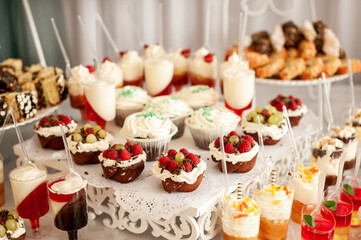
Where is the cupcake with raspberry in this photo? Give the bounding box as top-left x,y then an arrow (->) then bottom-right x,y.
34,114 -> 77,150
143,96 -> 193,139
269,94 -> 307,127
0,209 -> 26,240
242,106 -> 288,145
174,85 -> 219,110
209,131 -> 259,173
151,148 -> 207,193
120,112 -> 178,161
99,142 -> 146,183
67,124 -> 113,165
185,106 -> 241,150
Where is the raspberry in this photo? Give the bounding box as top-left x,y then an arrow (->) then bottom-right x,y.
270,99 -> 278,106
224,54 -> 230,61
131,144 -> 143,156
159,156 -> 170,166
225,143 -> 235,154
125,141 -> 132,146
102,149 -> 109,158
180,148 -> 189,156
188,153 -> 201,165
228,131 -> 238,137
53,120 -> 63,126
181,49 -> 191,58
289,95 -> 294,99
112,144 -> 117,147
289,102 -> 298,111
119,51 -> 126,57
262,110 -> 270,118
167,160 -> 179,172
60,116 -> 71,125
103,57 -> 111,62
107,150 -> 119,160
242,135 -> 254,145
39,116 -> 48,126
43,121 -> 51,127
214,137 -> 220,147
86,128 -> 94,134
86,65 -> 95,73
144,44 -> 149,49
276,102 -> 286,111
203,53 -> 213,63
277,94 -> 284,100
167,149 -> 177,157
184,162 -> 193,172
120,149 -> 131,161
238,141 -> 252,153
295,98 -> 302,106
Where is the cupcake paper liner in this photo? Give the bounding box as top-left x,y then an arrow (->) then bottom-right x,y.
115,107 -> 143,127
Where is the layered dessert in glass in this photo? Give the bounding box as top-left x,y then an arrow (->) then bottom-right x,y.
347,109 -> 361,139
118,50 -> 144,87
190,47 -> 217,88
168,49 -> 190,91
144,58 -> 174,97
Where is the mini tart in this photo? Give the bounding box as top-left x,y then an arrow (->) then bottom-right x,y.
0,210 -> 26,240
269,94 -> 307,127
34,114 -> 77,150
67,124 -> 113,165
242,106 -> 288,145
151,149 -> 207,193
99,143 -> 146,183
209,131 -> 259,173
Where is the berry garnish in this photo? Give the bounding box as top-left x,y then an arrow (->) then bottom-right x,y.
276,102 -> 286,111
60,116 -> 71,124
180,148 -> 189,156
85,128 -> 94,135
120,149 -> 131,161
289,95 -> 294,99
102,149 -> 109,158
125,141 -> 132,146
119,51 -> 126,57
86,65 -> 95,73
295,98 -> 302,106
188,153 -> 200,164
131,144 -> 143,156
167,149 -> 177,157
39,116 -> 48,125
159,156 -> 170,166
53,120 -> 63,126
289,102 -> 298,111
228,131 -> 238,137
203,53 -> 213,63
167,160 -> 179,172
144,44 -> 149,49
184,162 -> 193,172
225,54 -> 231,61
262,110 -> 270,118
225,143 -> 235,154
103,57 -> 111,62
107,150 -> 119,160
238,141 -> 252,153
214,137 -> 220,147
181,49 -> 191,58
242,135 -> 254,145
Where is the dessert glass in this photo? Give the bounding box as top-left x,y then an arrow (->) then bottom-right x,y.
144,58 -> 174,97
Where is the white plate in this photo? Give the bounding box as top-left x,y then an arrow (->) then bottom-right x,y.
256,74 -> 349,86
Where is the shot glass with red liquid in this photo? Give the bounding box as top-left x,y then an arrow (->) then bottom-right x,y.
301,204 -> 336,240
9,165 -> 50,237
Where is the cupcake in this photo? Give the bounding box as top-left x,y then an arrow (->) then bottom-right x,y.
118,50 -> 144,87
311,136 -> 343,189
185,106 -> 240,150
143,96 -> 193,139
120,112 -> 178,161
67,124 -> 113,165
99,142 -> 146,183
242,106 -> 288,145
167,49 -> 190,91
209,131 -> 259,173
269,94 -> 307,127
34,114 -> 77,150
0,209 -> 26,240
330,124 -> 358,170
347,109 -> 361,139
115,86 -> 150,127
151,148 -> 207,193
190,47 -> 217,88
174,85 -> 219,110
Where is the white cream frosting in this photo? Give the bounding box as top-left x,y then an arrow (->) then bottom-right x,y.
300,20 -> 317,41
190,47 -> 217,78
292,166 -> 319,205
143,45 -> 166,59
143,96 -> 193,120
50,177 -> 87,195
34,120 -> 78,137
257,185 -> 294,221
144,58 -> 174,96
209,141 -> 259,163
330,125 -> 357,140
151,160 -> 207,184
174,85 -> 219,109
0,218 -> 26,240
167,49 -> 189,72
323,28 -> 340,57
220,53 -> 250,79
242,118 -> 288,140
99,152 -> 146,168
121,112 -> 175,139
270,24 -> 285,52
347,109 -> 361,125
115,86 -> 150,110
97,61 -> 123,87
68,65 -> 90,96
287,104 -> 307,117
118,50 -> 144,81
186,106 -> 240,129
222,198 -> 260,238
67,134 -> 113,154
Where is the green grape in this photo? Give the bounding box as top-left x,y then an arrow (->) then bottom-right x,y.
5,219 -> 17,231
73,128 -> 81,135
115,144 -> 125,151
86,134 -> 97,143
267,106 -> 276,115
255,106 -> 263,113
258,114 -> 265,123
229,135 -> 239,144
284,98 -> 291,103
51,116 -> 59,121
83,123 -> 92,130
93,125 -> 102,134
73,134 -> 83,142
268,115 -> 278,125
0,225 -> 5,237
275,112 -> 284,119
247,116 -> 253,122
175,152 -> 185,164
276,118 -> 283,125
8,210 -> 19,220
98,130 -> 107,139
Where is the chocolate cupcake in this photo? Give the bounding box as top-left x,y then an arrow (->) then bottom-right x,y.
151,148 -> 207,193
0,209 -> 26,240
34,114 -> 77,150
209,131 -> 259,173
99,142 -> 146,183
67,124 -> 113,165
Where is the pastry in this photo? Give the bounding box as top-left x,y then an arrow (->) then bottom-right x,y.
2,92 -> 37,122
190,47 -> 217,88
174,85 -> 219,110
337,58 -> 361,75
0,209 -> 26,240
301,57 -> 324,80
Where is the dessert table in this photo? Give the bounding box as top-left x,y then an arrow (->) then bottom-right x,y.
1,82 -> 360,239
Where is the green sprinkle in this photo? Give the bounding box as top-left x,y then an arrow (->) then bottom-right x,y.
191,86 -> 209,94
202,107 -> 214,116
118,87 -> 136,98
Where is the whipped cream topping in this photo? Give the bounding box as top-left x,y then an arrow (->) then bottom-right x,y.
292,163 -> 319,205
300,20 -> 317,41
222,197 -> 260,238
347,109 -> 361,126
118,50 -> 144,81
312,136 -> 344,150
190,47 -> 217,78
323,28 -> 340,57
186,106 -> 240,129
67,134 -> 113,154
220,53 -> 250,78
0,218 -> 26,240
115,86 -> 150,110
97,61 -> 123,87
143,96 -> 193,120
99,152 -> 146,168
242,118 -> 288,140
257,184 -> 294,221
174,85 -> 219,109
34,120 -> 78,137
209,141 -> 259,163
270,24 -> 285,52
287,104 -> 307,117
50,177 -> 87,195
67,65 -> 90,96
151,160 -> 207,184
144,58 -> 174,96
343,139 -> 358,162
143,45 -> 166,59
10,165 -> 45,181
330,125 -> 357,140
167,49 -> 189,72
121,112 -> 176,139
